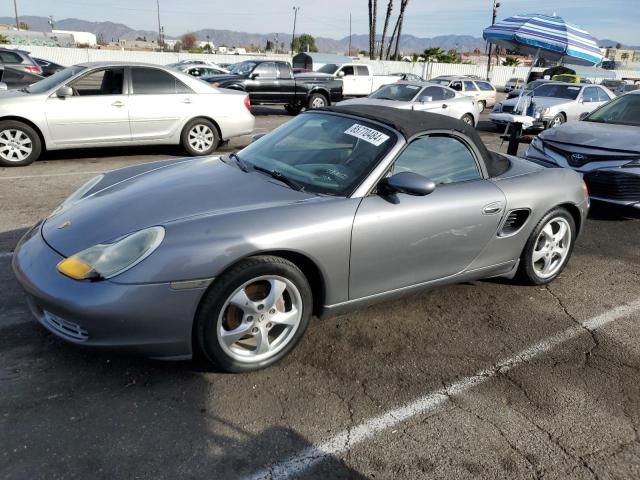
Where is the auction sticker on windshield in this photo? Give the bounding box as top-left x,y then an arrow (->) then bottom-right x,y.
344,124 -> 390,146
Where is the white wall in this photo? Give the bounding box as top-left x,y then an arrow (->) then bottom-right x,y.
12,45 -> 640,87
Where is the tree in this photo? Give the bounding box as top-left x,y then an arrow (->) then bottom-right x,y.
621,52 -> 629,61
19,22 -> 29,30
292,33 -> 318,53
502,56 -> 521,66
615,43 -> 622,49
280,42 -> 285,51
181,32 -> 198,50
368,0 -> 378,59
438,49 -> 459,63
173,41 -> 182,53
423,47 -> 442,62
0,34 -> 9,45
392,0 -> 409,60
379,0 -> 393,60
265,40 -> 274,51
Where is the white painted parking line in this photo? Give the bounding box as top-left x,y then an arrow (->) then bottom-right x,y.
246,298 -> 640,480
0,170 -> 106,180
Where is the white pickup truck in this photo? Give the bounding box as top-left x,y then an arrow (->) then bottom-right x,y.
297,63 -> 402,97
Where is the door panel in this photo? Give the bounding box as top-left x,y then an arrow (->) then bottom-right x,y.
350,180 -> 506,299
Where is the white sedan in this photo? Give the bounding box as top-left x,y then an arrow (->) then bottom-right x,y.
0,61 -> 255,166
336,82 -> 481,127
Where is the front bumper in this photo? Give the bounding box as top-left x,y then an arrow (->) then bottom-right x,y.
12,223 -> 207,359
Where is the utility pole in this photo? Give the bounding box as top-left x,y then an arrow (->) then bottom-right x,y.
291,6 -> 300,54
486,0 -> 500,80
348,14 -> 352,57
13,0 -> 20,30
156,0 -> 163,51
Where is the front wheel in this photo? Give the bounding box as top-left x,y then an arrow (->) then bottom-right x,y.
181,118 -> 220,156
0,121 -> 42,167
517,208 -> 576,285
195,256 -> 313,372
548,113 -> 565,129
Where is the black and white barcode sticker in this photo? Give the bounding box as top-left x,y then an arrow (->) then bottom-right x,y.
344,124 -> 390,146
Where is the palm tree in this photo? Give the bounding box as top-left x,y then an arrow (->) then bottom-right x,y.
379,0 -> 393,60
502,56 -> 521,66
423,47 -> 442,62
368,0 -> 378,59
392,0 -> 409,61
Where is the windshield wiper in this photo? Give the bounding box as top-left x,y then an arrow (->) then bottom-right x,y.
227,152 -> 249,172
252,165 -> 304,191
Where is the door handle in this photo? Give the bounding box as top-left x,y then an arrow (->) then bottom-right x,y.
483,203 -> 503,215
111,101 -> 125,107
182,98 -> 193,104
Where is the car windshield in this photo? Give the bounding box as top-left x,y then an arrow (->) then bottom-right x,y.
530,84 -> 581,100
430,79 -> 451,86
236,112 -> 396,196
26,65 -> 86,94
317,64 -> 340,75
586,94 -> 640,126
370,84 -> 421,101
229,61 -> 256,75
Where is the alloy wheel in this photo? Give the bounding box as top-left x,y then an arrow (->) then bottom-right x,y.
188,124 -> 215,153
532,217 -> 572,279
0,129 -> 32,163
216,275 -> 303,364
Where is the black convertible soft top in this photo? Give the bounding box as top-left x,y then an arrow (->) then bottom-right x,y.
323,105 -> 510,177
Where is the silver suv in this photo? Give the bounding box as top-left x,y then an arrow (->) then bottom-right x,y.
0,48 -> 42,76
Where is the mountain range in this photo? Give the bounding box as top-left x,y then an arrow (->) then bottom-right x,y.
1,16 -> 637,54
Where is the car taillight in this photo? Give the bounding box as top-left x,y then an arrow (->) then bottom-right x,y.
25,65 -> 42,74
244,95 -> 251,111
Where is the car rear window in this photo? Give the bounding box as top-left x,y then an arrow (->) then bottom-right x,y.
0,51 -> 23,64
476,81 -> 495,91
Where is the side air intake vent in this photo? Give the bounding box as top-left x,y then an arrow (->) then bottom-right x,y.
499,209 -> 530,237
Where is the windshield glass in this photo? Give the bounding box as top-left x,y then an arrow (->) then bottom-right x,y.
530,84 -> 581,100
230,61 -> 256,75
430,79 -> 451,86
237,112 -> 396,195
370,83 -> 421,101
26,65 -> 86,94
317,64 -> 340,74
586,94 -> 640,126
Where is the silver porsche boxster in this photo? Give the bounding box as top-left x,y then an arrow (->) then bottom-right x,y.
13,106 -> 589,372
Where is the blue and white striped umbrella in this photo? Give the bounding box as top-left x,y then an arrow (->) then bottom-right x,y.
483,13 -> 604,66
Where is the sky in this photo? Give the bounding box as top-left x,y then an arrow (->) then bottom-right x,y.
7,0 -> 640,44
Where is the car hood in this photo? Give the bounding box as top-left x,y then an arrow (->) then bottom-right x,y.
501,96 -> 570,108
42,158 -> 318,256
540,121 -> 640,153
202,74 -> 243,83
0,89 -> 30,99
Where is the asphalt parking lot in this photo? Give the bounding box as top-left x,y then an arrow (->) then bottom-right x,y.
2,106 -> 640,480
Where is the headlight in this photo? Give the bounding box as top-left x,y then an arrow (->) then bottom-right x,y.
57,226 -> 165,281
534,107 -> 551,118
493,103 -> 502,113
49,174 -> 104,218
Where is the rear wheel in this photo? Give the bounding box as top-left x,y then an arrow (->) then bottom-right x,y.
195,256 -> 313,372
181,118 -> 220,156
285,102 -> 303,115
517,207 -> 576,285
307,93 -> 328,110
0,121 -> 42,167
460,114 -> 475,126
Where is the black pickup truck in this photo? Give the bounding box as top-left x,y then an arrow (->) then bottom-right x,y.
201,60 -> 343,114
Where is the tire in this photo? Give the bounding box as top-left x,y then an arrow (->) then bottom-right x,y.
285,103 -> 303,115
195,256 -> 313,373
477,100 -> 486,113
181,118 -> 220,156
460,114 -> 475,126
548,113 -> 566,129
0,120 -> 42,167
307,93 -> 328,110
516,207 -> 576,285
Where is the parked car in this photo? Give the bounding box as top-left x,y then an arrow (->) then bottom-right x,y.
490,83 -> 615,130
0,62 -> 254,166
430,76 -> 497,112
391,72 -> 424,82
615,83 -> 640,96
174,64 -> 229,77
300,63 -> 402,97
336,81 -> 480,126
525,91 -> 640,217
12,105 -> 588,372
0,65 -> 43,90
0,48 -> 42,75
504,77 -> 524,93
552,74 -> 592,84
506,79 -> 560,99
600,79 -> 625,91
33,57 -> 65,77
201,60 -> 343,114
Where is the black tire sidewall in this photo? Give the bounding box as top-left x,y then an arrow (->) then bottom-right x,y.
196,256 -> 313,373
181,118 -> 220,156
518,208 -> 576,285
0,121 -> 41,167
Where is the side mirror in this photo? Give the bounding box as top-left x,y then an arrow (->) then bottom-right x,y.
250,72 -> 260,80
337,71 -> 345,78
382,172 -> 436,196
579,112 -> 589,120
0,82 -> 7,91
56,86 -> 73,98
